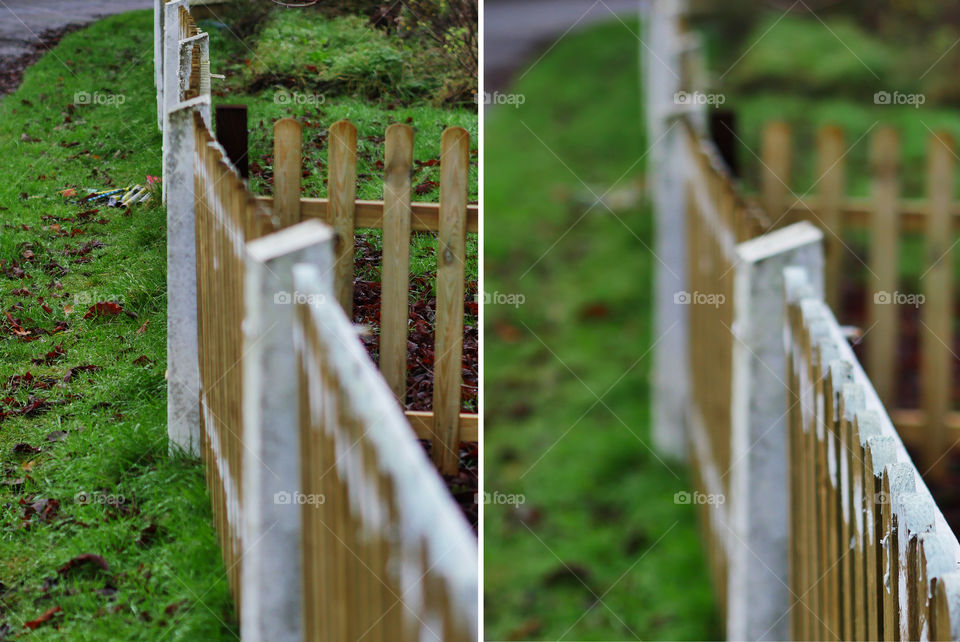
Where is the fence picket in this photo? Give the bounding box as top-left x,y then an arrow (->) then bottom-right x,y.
816,126 -> 845,309
761,121 -> 791,220
273,118 -> 302,228
786,290 -> 800,640
433,127 -> 469,474
867,127 -> 901,407
864,432 -> 894,642
381,124 -> 414,402
846,389 -> 869,642
922,132 -> 954,482
329,120 -> 358,316
825,360 -> 846,641
837,381 -> 856,642
813,346 -> 840,640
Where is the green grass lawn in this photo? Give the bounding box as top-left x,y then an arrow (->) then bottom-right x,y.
0,6 -> 482,637
0,10 -> 235,639
483,18 -> 719,641
0,6 -> 478,639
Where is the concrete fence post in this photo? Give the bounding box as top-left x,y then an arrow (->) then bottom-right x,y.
726,221 -> 823,641
644,0 -> 692,459
241,220 -> 336,642
166,97 -> 209,456
163,0 -> 213,456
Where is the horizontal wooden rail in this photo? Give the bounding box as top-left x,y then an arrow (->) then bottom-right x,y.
256,195 -> 479,233
782,196 -> 960,233
891,409 -> 960,452
268,120 -> 477,474
406,411 -> 479,442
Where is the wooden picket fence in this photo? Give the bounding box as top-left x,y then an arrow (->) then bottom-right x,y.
158,2 -> 478,638
292,263 -> 477,642
192,112 -> 273,605
651,6 -> 960,638
157,1 -> 477,473
684,118 -> 770,613
190,108 -> 478,641
680,114 -> 960,638
685,121 -> 736,613
785,267 -> 960,641
262,118 -> 478,474
759,121 -> 959,481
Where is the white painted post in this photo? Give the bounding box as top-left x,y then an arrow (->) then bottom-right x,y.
241,220 -> 336,642
165,97 -> 209,456
726,221 -> 823,641
154,0 -> 163,130
644,0 -> 692,459
163,2 -> 212,456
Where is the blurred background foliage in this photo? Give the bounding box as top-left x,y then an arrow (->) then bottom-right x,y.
692,0 -> 960,105
682,1 -> 960,201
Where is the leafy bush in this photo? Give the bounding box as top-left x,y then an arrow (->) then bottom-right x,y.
399,0 -> 478,105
